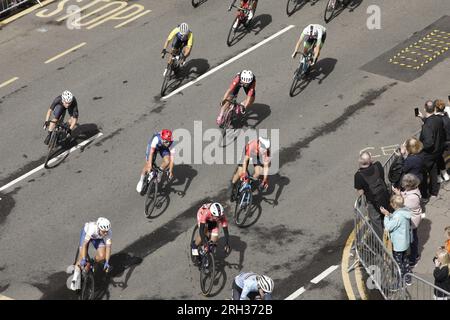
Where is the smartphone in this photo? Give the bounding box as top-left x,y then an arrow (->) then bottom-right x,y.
414,107 -> 419,117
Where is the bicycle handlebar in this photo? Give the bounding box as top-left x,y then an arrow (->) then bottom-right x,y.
229,4 -> 250,12
223,98 -> 245,108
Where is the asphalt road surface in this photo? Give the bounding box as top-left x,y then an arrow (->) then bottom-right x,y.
0,0 -> 449,299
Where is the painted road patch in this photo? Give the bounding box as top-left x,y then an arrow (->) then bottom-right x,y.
361,15 -> 450,82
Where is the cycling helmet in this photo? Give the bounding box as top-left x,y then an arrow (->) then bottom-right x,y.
257,275 -> 274,293
258,137 -> 270,149
240,70 -> 254,84
97,217 -> 111,232
61,90 -> 73,104
210,202 -> 224,217
179,23 -> 189,36
161,129 -> 173,142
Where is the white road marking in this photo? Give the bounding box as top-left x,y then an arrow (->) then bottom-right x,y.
162,24 -> 295,100
45,42 -> 87,64
285,287 -> 306,300
0,77 -> 19,89
310,265 -> 339,284
284,265 -> 340,300
0,132 -> 103,192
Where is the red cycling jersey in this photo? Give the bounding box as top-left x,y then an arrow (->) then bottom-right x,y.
197,203 -> 228,228
245,139 -> 270,164
229,74 -> 256,98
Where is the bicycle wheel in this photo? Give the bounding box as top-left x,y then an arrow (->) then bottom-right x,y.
218,107 -> 233,147
324,0 -> 336,23
226,17 -> 240,46
234,189 -> 253,226
144,177 -> 158,218
286,0 -> 300,16
160,64 -> 171,96
199,251 -> 216,296
289,67 -> 301,97
189,224 -> 199,265
44,131 -> 58,168
79,271 -> 95,300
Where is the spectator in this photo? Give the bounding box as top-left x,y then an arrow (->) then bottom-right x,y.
433,248 -> 450,300
434,99 -> 450,183
444,226 -> 450,254
392,174 -> 422,268
354,151 -> 390,238
380,195 -> 412,286
418,100 -> 446,200
400,137 -> 425,186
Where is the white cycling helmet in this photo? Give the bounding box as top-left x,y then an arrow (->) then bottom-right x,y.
179,23 -> 189,36
240,70 -> 254,84
258,137 -> 270,149
97,217 -> 111,232
61,90 -> 73,104
257,275 -> 274,293
210,202 -> 224,217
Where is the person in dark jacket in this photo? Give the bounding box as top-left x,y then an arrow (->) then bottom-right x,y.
354,151 -> 390,238
434,99 -> 450,183
400,137 -> 425,183
433,248 -> 450,300
418,100 -> 446,199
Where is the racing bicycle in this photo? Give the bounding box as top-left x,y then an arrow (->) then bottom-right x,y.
217,98 -> 246,147
142,165 -> 170,218
161,50 -> 184,96
44,120 -> 71,168
289,42 -> 315,96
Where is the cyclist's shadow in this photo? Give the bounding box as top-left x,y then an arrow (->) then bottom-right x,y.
148,164 -> 198,219
236,173 -> 290,228
289,57 -> 337,97
243,103 -> 271,129
164,58 -> 210,94
287,0 -> 319,17
207,236 -> 247,297
44,123 -> 101,169
94,253 -> 143,300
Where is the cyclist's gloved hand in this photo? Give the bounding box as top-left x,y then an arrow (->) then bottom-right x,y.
161,49 -> 167,58
80,258 -> 87,267
240,173 -> 248,182
103,261 -> 110,272
291,52 -> 297,59
43,121 -> 50,130
66,128 -> 72,136
203,243 -> 209,253
261,178 -> 269,190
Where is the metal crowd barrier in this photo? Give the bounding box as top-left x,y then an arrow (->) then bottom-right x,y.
402,273 -> 450,300
350,195 -> 403,300
0,0 -> 40,16
350,130 -> 447,300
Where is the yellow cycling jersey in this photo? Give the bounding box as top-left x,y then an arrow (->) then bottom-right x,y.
167,27 -> 194,48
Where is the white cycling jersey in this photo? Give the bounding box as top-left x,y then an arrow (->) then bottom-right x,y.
83,222 -> 112,245
302,24 -> 326,45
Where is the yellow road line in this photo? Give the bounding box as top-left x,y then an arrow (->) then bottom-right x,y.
341,229 -> 356,300
0,77 -> 19,88
0,0 -> 55,26
355,262 -> 369,300
45,42 -> 86,64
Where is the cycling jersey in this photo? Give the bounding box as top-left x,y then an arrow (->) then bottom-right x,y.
167,27 -> 194,48
229,73 -> 256,98
240,139 -> 270,166
50,95 -> 79,119
79,222 -> 112,249
301,24 -> 327,46
145,132 -> 175,161
197,203 -> 228,228
233,272 -> 271,300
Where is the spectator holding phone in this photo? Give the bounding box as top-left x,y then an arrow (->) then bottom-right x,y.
434,99 -> 450,183
417,100 -> 446,201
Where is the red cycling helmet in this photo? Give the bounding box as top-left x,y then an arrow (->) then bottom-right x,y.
161,129 -> 173,142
